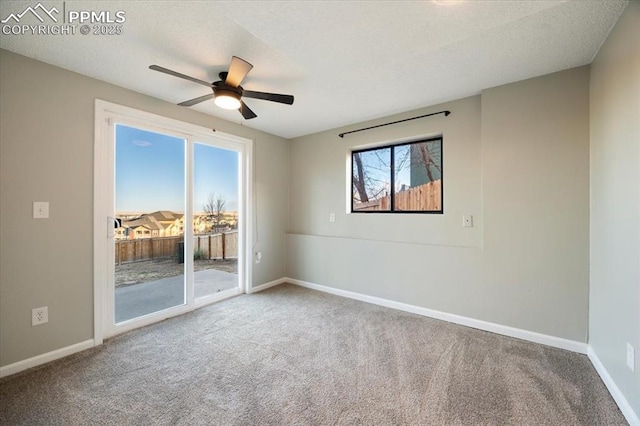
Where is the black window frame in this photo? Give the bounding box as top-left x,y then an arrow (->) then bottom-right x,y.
350,136 -> 444,214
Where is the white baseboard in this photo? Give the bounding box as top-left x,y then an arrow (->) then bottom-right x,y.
285,277 -> 588,354
250,277 -> 287,294
290,276 -> 639,421
0,339 -> 95,378
588,347 -> 640,426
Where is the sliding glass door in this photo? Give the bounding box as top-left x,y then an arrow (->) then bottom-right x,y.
193,143 -> 240,300
95,100 -> 250,340
113,124 -> 187,323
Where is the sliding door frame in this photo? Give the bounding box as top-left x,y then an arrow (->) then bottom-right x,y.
93,100 -> 253,343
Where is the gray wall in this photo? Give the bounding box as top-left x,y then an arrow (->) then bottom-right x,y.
288,66 -> 590,342
0,49 -> 289,367
589,1 -> 640,416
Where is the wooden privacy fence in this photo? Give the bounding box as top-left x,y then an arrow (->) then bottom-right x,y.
115,231 -> 238,265
395,180 -> 441,211
354,180 -> 441,211
193,231 -> 238,260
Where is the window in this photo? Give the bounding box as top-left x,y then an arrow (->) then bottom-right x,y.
351,137 -> 443,213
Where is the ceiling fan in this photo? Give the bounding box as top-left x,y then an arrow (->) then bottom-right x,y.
149,56 -> 294,120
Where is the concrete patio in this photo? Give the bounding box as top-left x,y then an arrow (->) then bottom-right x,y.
115,269 -> 238,323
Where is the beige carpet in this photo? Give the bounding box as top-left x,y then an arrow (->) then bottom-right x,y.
0,284 -> 627,425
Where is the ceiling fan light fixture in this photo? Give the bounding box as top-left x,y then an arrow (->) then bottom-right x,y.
214,90 -> 241,110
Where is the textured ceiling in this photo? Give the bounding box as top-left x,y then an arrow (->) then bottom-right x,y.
0,0 -> 628,138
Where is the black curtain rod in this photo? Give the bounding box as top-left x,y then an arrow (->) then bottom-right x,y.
338,110 -> 450,138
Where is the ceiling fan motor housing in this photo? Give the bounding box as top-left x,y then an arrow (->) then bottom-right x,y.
212,82 -> 242,98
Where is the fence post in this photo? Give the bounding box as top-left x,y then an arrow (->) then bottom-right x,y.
208,235 -> 212,260
221,232 -> 226,260
149,238 -> 154,260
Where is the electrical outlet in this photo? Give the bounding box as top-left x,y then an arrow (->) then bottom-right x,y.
627,343 -> 635,372
329,213 -> 336,223
462,215 -> 473,228
32,306 -> 48,326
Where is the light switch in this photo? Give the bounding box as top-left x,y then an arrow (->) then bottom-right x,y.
462,215 -> 473,228
33,202 -> 49,219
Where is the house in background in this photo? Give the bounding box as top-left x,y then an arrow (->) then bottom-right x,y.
115,211 -> 184,240
117,216 -> 162,240
0,1 -> 637,423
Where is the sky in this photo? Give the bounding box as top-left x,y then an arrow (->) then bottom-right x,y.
115,124 -> 238,213
355,147 -> 410,198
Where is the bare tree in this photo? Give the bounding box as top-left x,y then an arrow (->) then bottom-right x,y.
418,144 -> 435,182
415,141 -> 441,183
203,193 -> 226,233
352,152 -> 369,203
394,146 -> 410,192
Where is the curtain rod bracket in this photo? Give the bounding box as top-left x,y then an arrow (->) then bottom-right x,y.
338,110 -> 450,138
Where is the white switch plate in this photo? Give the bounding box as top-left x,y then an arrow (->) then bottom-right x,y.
32,306 -> 48,326
627,343 -> 635,372
33,201 -> 49,219
255,251 -> 262,264
329,213 -> 336,223
462,215 -> 473,228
